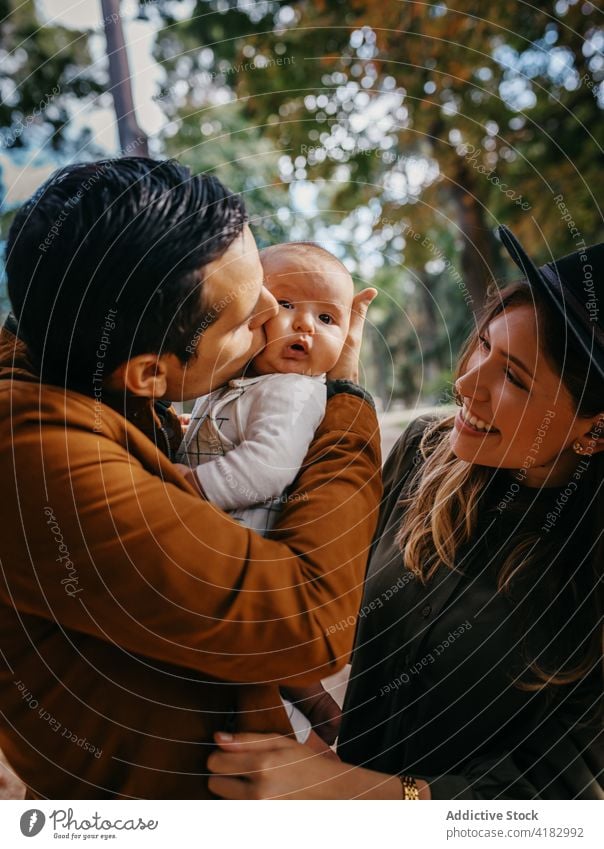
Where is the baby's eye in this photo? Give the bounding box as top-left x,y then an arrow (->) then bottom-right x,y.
319,313 -> 334,325
278,299 -> 294,310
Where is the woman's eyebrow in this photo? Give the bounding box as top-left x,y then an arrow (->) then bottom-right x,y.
495,345 -> 536,381
485,328 -> 536,382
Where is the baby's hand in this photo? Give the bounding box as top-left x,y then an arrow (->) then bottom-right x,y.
173,463 -> 205,497
178,413 -> 191,435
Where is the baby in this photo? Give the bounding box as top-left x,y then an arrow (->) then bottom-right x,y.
177,242 -> 354,534
176,242 -> 354,747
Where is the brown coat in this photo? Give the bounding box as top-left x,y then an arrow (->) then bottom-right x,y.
0,326 -> 381,799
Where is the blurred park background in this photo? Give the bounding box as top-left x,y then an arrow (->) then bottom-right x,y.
1,0 -> 603,416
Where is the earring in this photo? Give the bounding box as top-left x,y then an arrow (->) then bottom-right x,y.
573,440 -> 586,455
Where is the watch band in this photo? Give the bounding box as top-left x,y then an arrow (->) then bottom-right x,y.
326,378 -> 375,410
399,774 -> 420,800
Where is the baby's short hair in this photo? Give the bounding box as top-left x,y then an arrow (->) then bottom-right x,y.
260,241 -> 350,275
259,242 -> 353,300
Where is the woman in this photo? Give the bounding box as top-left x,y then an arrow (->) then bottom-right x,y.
207,226 -> 603,800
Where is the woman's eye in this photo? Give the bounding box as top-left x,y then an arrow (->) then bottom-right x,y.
278,299 -> 294,310
319,314 -> 333,325
505,368 -> 525,390
478,334 -> 490,351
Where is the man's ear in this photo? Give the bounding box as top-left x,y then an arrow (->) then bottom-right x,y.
105,354 -> 168,398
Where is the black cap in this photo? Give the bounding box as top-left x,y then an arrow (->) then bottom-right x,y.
498,225 -> 604,380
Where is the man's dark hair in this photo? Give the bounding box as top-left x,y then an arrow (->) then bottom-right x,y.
6,157 -> 247,390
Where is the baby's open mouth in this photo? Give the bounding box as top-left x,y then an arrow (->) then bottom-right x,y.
283,338 -> 310,358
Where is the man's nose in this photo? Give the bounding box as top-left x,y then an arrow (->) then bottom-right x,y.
248,286 -> 279,329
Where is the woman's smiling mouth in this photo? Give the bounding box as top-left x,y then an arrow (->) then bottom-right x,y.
457,404 -> 499,434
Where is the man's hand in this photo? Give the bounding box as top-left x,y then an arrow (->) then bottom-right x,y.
328,287 -> 377,383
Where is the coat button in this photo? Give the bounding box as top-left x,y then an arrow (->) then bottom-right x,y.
421,604 -> 432,618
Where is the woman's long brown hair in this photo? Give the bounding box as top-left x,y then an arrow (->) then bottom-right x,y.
396,281 -> 603,694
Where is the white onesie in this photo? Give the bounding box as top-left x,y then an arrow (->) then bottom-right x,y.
177,372 -> 326,534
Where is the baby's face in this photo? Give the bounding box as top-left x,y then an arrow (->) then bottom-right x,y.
252,254 -> 353,376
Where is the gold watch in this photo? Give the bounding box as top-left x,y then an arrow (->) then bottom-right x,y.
399,774 -> 419,800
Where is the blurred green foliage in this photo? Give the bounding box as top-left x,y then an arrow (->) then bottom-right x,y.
2,1 -> 603,405
148,0 -> 603,403
0,0 -> 103,152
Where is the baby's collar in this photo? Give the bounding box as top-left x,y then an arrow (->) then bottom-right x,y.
228,372 -> 327,388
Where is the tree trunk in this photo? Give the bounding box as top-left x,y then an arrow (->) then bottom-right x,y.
451,163 -> 496,313
101,0 -> 149,157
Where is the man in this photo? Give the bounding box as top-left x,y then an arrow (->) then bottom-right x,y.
0,158 -> 381,798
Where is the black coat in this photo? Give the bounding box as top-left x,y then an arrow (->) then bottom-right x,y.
338,418 -> 603,799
